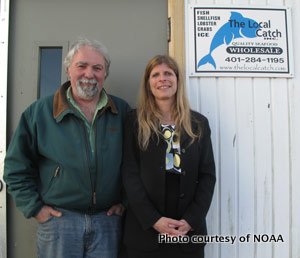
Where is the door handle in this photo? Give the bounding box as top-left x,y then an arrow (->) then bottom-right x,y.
0,180 -> 3,192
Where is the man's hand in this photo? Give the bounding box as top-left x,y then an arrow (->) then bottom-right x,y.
107,203 -> 125,216
34,205 -> 62,223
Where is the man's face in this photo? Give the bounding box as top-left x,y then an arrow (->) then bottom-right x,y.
67,46 -> 106,101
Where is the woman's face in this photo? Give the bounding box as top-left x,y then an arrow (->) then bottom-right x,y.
148,63 -> 177,102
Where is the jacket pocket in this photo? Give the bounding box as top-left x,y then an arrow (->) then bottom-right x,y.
41,165 -> 62,198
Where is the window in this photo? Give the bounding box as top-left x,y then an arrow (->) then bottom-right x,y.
38,47 -> 63,98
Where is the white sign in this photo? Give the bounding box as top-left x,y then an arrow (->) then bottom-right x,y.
187,6 -> 293,77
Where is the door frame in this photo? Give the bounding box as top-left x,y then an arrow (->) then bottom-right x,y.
168,0 -> 185,76
0,0 -> 10,257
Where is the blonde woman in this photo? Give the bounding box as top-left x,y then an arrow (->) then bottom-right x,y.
122,55 -> 216,258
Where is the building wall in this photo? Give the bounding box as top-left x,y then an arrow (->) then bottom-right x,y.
185,0 -> 300,258
0,0 -> 9,257
4,0 -> 300,257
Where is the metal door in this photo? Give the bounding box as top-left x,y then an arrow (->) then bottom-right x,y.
7,0 -> 168,257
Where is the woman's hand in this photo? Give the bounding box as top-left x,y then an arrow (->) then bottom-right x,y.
177,219 -> 192,235
153,217 -> 185,236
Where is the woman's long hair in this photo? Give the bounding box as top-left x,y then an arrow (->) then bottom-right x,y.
137,55 -> 199,150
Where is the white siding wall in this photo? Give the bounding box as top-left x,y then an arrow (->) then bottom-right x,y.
185,0 -> 300,258
0,0 -> 9,257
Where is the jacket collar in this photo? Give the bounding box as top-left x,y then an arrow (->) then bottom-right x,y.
53,81 -> 118,122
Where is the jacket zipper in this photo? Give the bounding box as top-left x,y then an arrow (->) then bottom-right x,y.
54,166 -> 60,177
93,191 -> 96,205
76,118 -> 96,208
92,120 -> 98,206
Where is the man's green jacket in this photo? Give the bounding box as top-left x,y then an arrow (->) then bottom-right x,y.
4,82 -> 130,218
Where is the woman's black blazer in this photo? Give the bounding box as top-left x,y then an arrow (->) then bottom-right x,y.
122,110 -> 216,252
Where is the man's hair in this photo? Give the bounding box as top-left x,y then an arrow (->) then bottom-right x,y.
64,38 -> 111,78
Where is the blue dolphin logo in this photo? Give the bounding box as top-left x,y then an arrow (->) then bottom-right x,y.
197,12 -> 259,69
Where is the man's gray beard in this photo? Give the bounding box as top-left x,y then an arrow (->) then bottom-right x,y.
76,79 -> 99,100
